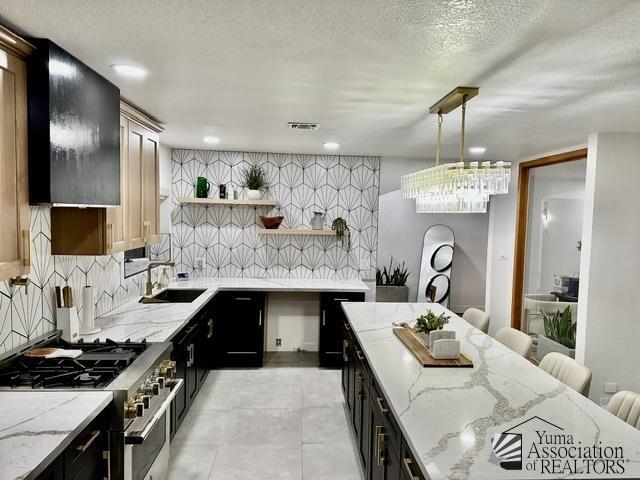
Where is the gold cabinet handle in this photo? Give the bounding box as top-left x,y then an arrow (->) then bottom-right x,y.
342,339 -> 349,362
143,220 -> 150,244
22,229 -> 31,267
106,223 -> 114,253
207,319 -> 213,339
76,430 -> 101,453
403,457 -> 421,480
376,396 -> 389,414
356,349 -> 364,360
356,372 -> 365,399
344,322 -> 351,331
187,344 -> 194,367
375,425 -> 385,466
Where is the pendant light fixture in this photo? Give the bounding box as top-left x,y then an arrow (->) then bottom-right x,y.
401,87 -> 511,213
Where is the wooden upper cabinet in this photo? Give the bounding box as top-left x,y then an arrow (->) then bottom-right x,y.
105,114 -> 129,253
0,28 -> 32,280
143,129 -> 160,244
127,120 -> 146,250
51,102 -> 163,255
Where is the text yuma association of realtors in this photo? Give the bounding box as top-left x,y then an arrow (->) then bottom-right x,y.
526,430 -> 625,475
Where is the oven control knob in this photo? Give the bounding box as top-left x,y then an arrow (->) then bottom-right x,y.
159,364 -> 174,379
151,382 -> 160,395
156,377 -> 165,390
124,401 -> 144,419
141,395 -> 150,409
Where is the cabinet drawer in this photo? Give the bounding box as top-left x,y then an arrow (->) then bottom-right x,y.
371,377 -> 401,452
64,416 -> 106,480
401,441 -> 426,480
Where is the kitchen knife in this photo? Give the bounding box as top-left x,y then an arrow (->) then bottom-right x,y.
55,286 -> 62,309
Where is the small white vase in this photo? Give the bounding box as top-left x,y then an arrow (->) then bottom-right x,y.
247,189 -> 262,200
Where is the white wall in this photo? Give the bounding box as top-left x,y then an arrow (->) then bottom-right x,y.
525,177 -> 584,294
266,292 -> 320,352
484,145 -> 586,336
576,133 -> 640,403
539,197 -> 583,294
379,157 -> 489,313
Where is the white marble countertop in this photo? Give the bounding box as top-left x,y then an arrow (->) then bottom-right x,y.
81,277 -> 368,343
342,302 -> 640,480
0,391 -> 112,480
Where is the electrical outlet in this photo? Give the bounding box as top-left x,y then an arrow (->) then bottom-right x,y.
195,257 -> 205,269
604,382 -> 618,394
275,338 -> 282,347
600,397 -> 610,408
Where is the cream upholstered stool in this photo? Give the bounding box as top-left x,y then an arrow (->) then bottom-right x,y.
462,308 -> 490,334
494,327 -> 533,358
538,352 -> 592,396
607,391 -> 640,429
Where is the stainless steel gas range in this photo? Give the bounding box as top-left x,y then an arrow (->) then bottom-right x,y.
0,330 -> 183,480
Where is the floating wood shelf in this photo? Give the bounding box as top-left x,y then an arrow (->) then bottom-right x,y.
256,228 -> 337,236
178,197 -> 278,207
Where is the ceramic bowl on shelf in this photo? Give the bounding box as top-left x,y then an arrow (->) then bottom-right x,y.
260,216 -> 284,229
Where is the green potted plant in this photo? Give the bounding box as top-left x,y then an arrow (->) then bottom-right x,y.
241,164 -> 269,200
376,257 -> 410,302
331,217 -> 350,249
537,306 -> 576,361
414,309 -> 450,345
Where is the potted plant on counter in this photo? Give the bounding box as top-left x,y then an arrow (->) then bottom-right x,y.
537,306 -> 576,361
376,257 -> 410,302
414,310 -> 450,346
241,164 -> 269,200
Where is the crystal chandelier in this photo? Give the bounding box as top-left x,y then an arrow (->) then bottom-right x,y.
401,87 -> 511,213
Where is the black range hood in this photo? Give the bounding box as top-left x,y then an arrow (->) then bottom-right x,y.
27,39 -> 120,206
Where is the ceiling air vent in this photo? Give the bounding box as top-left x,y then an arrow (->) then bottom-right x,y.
288,122 -> 320,131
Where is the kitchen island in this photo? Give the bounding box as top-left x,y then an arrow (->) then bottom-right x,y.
341,302 -> 640,480
0,391 -> 112,480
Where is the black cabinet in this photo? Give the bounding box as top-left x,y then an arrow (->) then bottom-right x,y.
35,410 -> 108,480
170,321 -> 200,438
212,291 -> 265,368
320,292 -> 365,368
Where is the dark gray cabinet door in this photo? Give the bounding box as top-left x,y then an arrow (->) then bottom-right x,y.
215,292 -> 265,367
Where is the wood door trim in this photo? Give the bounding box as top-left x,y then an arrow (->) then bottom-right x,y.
510,148 -> 588,330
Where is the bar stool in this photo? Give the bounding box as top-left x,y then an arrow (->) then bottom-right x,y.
494,327 -> 533,358
462,308 -> 490,334
538,352 -> 592,396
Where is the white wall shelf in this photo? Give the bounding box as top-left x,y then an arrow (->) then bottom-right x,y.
177,197 -> 278,207
256,228 -> 337,236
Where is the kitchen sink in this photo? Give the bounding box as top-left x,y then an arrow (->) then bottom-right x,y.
139,289 -> 207,304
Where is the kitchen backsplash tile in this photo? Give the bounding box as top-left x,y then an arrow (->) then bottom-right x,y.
171,150 -> 380,280
0,207 -> 148,355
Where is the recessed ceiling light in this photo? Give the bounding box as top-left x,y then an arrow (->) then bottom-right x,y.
203,136 -> 220,145
469,146 -> 487,155
110,64 -> 147,78
323,142 -> 340,150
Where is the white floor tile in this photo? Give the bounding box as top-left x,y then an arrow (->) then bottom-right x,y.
302,407 -> 352,444
302,369 -> 344,408
172,408 -> 231,446
208,444 -> 302,480
222,408 -> 302,445
302,443 -> 363,480
168,444 -> 218,480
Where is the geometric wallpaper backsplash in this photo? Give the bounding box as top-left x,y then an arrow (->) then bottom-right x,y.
0,207 -> 152,355
171,149 -> 380,280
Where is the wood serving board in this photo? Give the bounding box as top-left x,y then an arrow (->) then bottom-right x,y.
392,326 -> 473,368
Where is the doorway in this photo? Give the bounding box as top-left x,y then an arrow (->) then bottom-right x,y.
511,149 -> 587,338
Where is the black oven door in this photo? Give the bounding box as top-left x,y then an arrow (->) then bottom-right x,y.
131,411 -> 166,480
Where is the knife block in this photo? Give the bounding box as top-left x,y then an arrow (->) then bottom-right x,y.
57,306 -> 81,342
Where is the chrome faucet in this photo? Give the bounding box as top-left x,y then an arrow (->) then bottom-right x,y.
145,261 -> 175,296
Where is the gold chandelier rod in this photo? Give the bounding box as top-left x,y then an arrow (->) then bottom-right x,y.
435,113 -> 443,166
459,97 -> 466,163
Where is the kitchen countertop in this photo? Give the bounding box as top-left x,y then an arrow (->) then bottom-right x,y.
81,277 -> 368,343
0,391 -> 113,480
341,302 -> 640,480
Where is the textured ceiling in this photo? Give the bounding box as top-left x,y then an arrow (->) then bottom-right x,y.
2,1 -> 640,159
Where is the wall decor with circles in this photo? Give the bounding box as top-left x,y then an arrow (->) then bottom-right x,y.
417,225 -> 454,307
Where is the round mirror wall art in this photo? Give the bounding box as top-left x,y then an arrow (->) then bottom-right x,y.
417,225 -> 454,307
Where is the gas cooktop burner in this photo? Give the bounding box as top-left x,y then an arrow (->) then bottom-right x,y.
0,338 -> 149,389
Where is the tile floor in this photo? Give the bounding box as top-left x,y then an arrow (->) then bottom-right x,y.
168,353 -> 364,480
